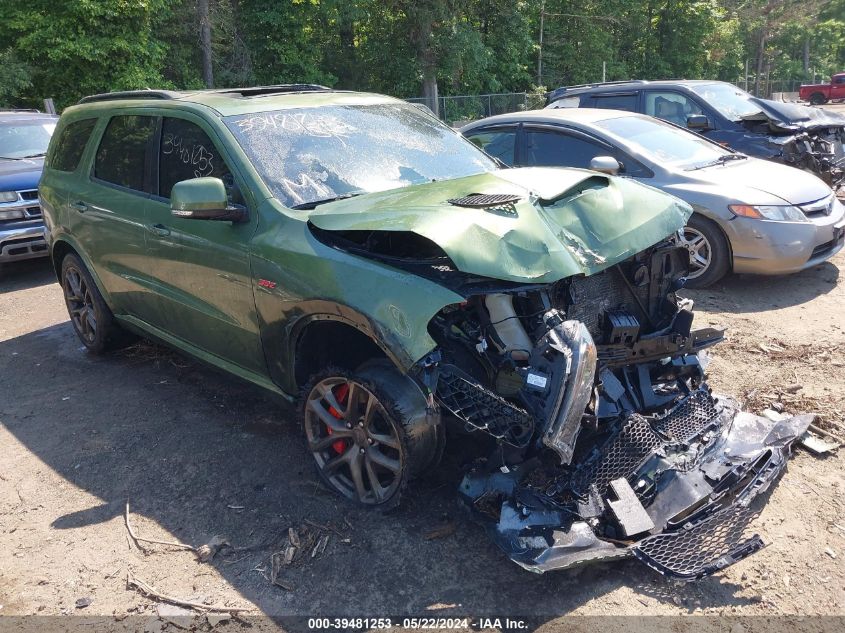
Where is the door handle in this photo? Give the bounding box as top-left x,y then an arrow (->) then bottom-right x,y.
70,201 -> 88,213
150,223 -> 171,237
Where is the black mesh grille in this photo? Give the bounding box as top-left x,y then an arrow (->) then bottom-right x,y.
568,415 -> 662,496
562,390 -> 720,497
633,505 -> 762,580
19,190 -> 38,200
447,193 -> 521,208
653,389 -> 718,443
436,366 -> 534,447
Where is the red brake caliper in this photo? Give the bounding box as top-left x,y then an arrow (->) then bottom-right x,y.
326,383 -> 350,454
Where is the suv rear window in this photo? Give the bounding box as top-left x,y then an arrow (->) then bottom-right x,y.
50,119 -> 97,172
94,115 -> 156,192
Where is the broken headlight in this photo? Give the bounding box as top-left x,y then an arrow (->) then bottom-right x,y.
729,204 -> 808,222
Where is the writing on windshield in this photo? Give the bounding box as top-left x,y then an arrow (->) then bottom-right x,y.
225,103 -> 496,208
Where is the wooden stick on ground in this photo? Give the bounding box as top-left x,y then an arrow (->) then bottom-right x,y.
127,571 -> 249,614
125,501 -> 196,552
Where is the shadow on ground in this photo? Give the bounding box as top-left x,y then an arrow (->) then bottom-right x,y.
0,322 -> 761,628
683,262 -> 839,314
0,258 -> 56,293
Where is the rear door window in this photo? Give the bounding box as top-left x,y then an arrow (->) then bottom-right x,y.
158,117 -> 234,200
590,93 -> 638,112
522,129 -> 610,169
94,115 -> 157,192
50,119 -> 97,172
465,128 -> 517,165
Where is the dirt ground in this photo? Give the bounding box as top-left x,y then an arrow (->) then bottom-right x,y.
3,164 -> 845,629
2,250 -> 845,630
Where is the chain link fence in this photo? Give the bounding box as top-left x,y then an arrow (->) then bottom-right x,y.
405,92 -> 547,126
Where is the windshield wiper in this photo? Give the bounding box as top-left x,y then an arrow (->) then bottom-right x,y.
19,152 -> 47,159
291,191 -> 365,210
686,153 -> 747,171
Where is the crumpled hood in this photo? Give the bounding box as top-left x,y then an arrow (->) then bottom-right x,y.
743,97 -> 845,132
309,168 -> 691,283
0,157 -> 43,191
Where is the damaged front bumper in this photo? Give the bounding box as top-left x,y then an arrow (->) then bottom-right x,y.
459,387 -> 812,581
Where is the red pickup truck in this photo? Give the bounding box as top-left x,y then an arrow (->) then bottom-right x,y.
800,73 -> 845,104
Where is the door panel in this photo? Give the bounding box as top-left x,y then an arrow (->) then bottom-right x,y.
75,114 -> 160,321
144,115 -> 263,373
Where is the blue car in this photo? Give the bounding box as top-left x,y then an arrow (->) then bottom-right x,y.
0,110 -> 58,263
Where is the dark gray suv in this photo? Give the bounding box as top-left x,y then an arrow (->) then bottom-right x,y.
546,79 -> 845,187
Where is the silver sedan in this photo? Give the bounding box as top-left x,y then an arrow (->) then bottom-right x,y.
461,109 -> 845,287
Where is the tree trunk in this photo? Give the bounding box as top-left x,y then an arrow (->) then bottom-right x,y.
754,27 -> 766,97
423,64 -> 439,118
803,38 -> 810,75
199,0 -> 214,88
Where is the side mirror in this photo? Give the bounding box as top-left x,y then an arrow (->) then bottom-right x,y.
687,115 -> 710,130
170,177 -> 247,222
589,156 -> 621,175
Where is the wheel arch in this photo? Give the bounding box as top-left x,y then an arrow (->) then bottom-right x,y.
288,311 -> 413,390
51,237 -> 114,300
689,208 -> 734,272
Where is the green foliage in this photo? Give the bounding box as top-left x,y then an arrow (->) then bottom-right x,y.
0,0 -> 841,110
0,50 -> 32,107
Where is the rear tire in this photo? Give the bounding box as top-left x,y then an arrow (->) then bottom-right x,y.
678,215 -> 730,289
60,253 -> 129,354
301,363 -> 441,510
809,93 -> 827,106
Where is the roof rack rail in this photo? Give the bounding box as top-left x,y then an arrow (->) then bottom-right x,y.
216,84 -> 331,97
0,108 -> 42,113
557,79 -> 649,92
78,89 -> 184,104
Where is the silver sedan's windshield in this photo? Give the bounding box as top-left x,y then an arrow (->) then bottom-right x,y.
225,103 -> 497,208
596,115 -> 730,170
689,83 -> 762,121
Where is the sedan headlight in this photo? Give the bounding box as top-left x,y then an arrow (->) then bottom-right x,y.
729,204 -> 808,222
0,191 -> 18,203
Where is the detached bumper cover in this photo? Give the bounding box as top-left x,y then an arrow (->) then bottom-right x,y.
460,388 -> 812,581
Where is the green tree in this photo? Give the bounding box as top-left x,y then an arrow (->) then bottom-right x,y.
0,0 -> 170,109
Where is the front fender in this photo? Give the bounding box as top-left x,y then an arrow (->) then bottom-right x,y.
250,203 -> 463,392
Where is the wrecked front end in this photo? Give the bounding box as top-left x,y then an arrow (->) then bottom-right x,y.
741,99 -> 845,188
421,242 -> 810,581
310,169 -> 810,581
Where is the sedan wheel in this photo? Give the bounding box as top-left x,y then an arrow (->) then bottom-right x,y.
304,376 -> 406,506
678,227 -> 712,281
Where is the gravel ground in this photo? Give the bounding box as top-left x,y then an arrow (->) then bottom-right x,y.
4,107 -> 845,630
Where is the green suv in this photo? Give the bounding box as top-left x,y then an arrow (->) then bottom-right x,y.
41,86 -> 811,581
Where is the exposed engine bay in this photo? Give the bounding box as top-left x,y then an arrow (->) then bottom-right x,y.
416,238 -> 812,581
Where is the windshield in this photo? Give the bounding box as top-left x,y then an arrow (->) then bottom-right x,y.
689,83 -> 761,121
225,102 -> 497,208
0,120 -> 56,159
597,115 -> 730,169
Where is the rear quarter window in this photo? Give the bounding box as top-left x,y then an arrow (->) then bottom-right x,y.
94,115 -> 157,192
48,119 -> 97,172
590,94 -> 638,111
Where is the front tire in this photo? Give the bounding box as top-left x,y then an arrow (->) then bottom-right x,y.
60,253 -> 127,354
301,364 -> 441,509
678,215 -> 731,288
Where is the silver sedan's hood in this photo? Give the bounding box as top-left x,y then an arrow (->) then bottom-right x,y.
677,155 -> 832,206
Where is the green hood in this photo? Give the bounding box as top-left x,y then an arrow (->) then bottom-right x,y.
309,167 -> 692,284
